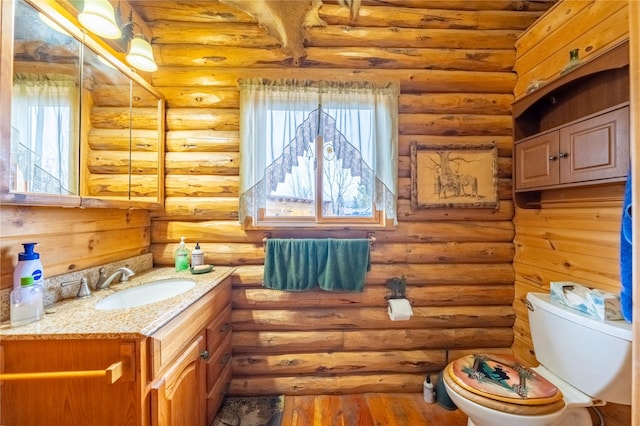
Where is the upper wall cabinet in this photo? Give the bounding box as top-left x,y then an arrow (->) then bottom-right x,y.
512,41 -> 630,208
0,0 -> 165,209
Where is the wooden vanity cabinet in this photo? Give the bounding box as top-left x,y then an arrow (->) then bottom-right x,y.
0,277 -> 232,426
148,277 -> 232,426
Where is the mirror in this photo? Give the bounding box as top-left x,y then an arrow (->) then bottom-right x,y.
9,0 -> 81,201
0,0 -> 164,208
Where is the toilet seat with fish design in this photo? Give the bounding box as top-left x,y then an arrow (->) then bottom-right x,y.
444,354 -> 565,416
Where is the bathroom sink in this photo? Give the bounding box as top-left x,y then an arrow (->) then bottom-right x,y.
95,279 -> 196,310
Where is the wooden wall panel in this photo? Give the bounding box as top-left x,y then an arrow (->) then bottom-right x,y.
512,2 -> 631,422
0,205 -> 150,289
513,0 -> 629,99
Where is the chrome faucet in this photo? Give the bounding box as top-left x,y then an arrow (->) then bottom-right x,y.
95,266 -> 135,290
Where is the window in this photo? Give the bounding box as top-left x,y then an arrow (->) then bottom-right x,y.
239,79 -> 398,228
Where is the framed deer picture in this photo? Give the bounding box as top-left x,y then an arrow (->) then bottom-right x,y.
410,142 -> 499,209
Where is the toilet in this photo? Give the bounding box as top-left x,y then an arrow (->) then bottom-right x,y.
443,292 -> 632,426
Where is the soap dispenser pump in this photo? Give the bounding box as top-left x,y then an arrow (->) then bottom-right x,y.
191,242 -> 204,268
13,242 -> 44,290
175,237 -> 189,272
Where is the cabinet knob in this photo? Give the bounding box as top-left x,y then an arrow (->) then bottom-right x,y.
200,350 -> 210,360
559,152 -> 568,158
548,155 -> 558,161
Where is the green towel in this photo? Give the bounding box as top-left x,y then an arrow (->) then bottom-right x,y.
318,238 -> 370,292
263,238 -> 319,291
263,238 -> 370,292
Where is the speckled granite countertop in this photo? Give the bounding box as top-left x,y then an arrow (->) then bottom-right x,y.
0,266 -> 235,340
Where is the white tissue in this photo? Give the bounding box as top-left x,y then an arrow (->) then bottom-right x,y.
388,298 -> 413,321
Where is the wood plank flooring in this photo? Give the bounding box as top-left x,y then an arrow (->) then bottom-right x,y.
279,393 -> 468,426
278,393 -> 631,426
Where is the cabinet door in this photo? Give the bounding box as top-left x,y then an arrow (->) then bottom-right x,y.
515,131 -> 560,190
152,335 -> 206,426
559,106 -> 630,184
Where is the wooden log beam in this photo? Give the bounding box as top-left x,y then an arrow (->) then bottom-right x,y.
346,1 -> 556,12
166,108 -> 239,131
397,199 -> 514,221
86,151 -> 160,174
91,107 -> 159,130
150,220 -> 514,244
150,197 -> 239,220
231,327 -> 514,354
306,27 -> 520,49
398,135 -> 513,157
151,67 -> 517,94
165,130 -> 239,152
231,305 -> 514,331
399,113 -> 512,136
88,129 -> 159,151
150,198 -> 515,223
229,263 -> 513,286
399,93 -> 513,115
164,152 -> 239,175
233,349 -> 446,376
232,284 -> 514,309
149,240 -> 513,265
165,175 -> 239,197
317,4 -> 544,30
91,84 -> 159,107
86,174 -> 159,197
155,45 -> 515,72
157,87 -> 240,109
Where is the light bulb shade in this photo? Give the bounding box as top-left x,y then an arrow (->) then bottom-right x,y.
126,36 -> 158,72
78,0 -> 121,39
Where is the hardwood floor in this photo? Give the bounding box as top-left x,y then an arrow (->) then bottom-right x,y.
278,393 -> 631,426
279,393 -> 468,426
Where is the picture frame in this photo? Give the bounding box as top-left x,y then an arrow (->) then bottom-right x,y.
410,142 -> 499,209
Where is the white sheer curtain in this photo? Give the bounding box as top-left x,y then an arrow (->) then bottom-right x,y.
11,73 -> 79,194
239,79 -> 399,225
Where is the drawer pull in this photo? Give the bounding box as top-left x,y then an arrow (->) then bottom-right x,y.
200,350 -> 210,360
0,361 -> 123,384
548,155 -> 558,161
559,152 -> 568,158
220,352 -> 231,365
219,323 -> 231,333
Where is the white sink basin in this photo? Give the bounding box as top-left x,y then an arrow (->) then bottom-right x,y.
95,279 -> 196,310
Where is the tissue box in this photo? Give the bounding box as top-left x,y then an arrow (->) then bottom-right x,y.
550,281 -> 623,321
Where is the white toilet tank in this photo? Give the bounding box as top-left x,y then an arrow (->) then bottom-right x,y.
526,292 -> 632,405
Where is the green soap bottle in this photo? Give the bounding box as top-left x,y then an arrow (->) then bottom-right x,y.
175,236 -> 190,271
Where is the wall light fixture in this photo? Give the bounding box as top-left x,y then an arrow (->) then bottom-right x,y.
78,0 -> 121,39
77,0 -> 157,72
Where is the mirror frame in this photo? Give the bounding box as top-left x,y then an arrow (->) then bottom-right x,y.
0,0 -> 165,209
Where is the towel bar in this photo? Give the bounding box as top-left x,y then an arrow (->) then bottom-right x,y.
262,234 -> 376,251
0,361 -> 123,384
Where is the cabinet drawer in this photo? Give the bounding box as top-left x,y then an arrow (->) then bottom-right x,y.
207,305 -> 231,353
148,278 -> 231,378
206,332 -> 232,389
207,363 -> 232,424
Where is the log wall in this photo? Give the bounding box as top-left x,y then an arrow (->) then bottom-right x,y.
140,0 -> 553,395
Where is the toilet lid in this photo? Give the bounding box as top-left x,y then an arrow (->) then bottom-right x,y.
448,354 -> 563,406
